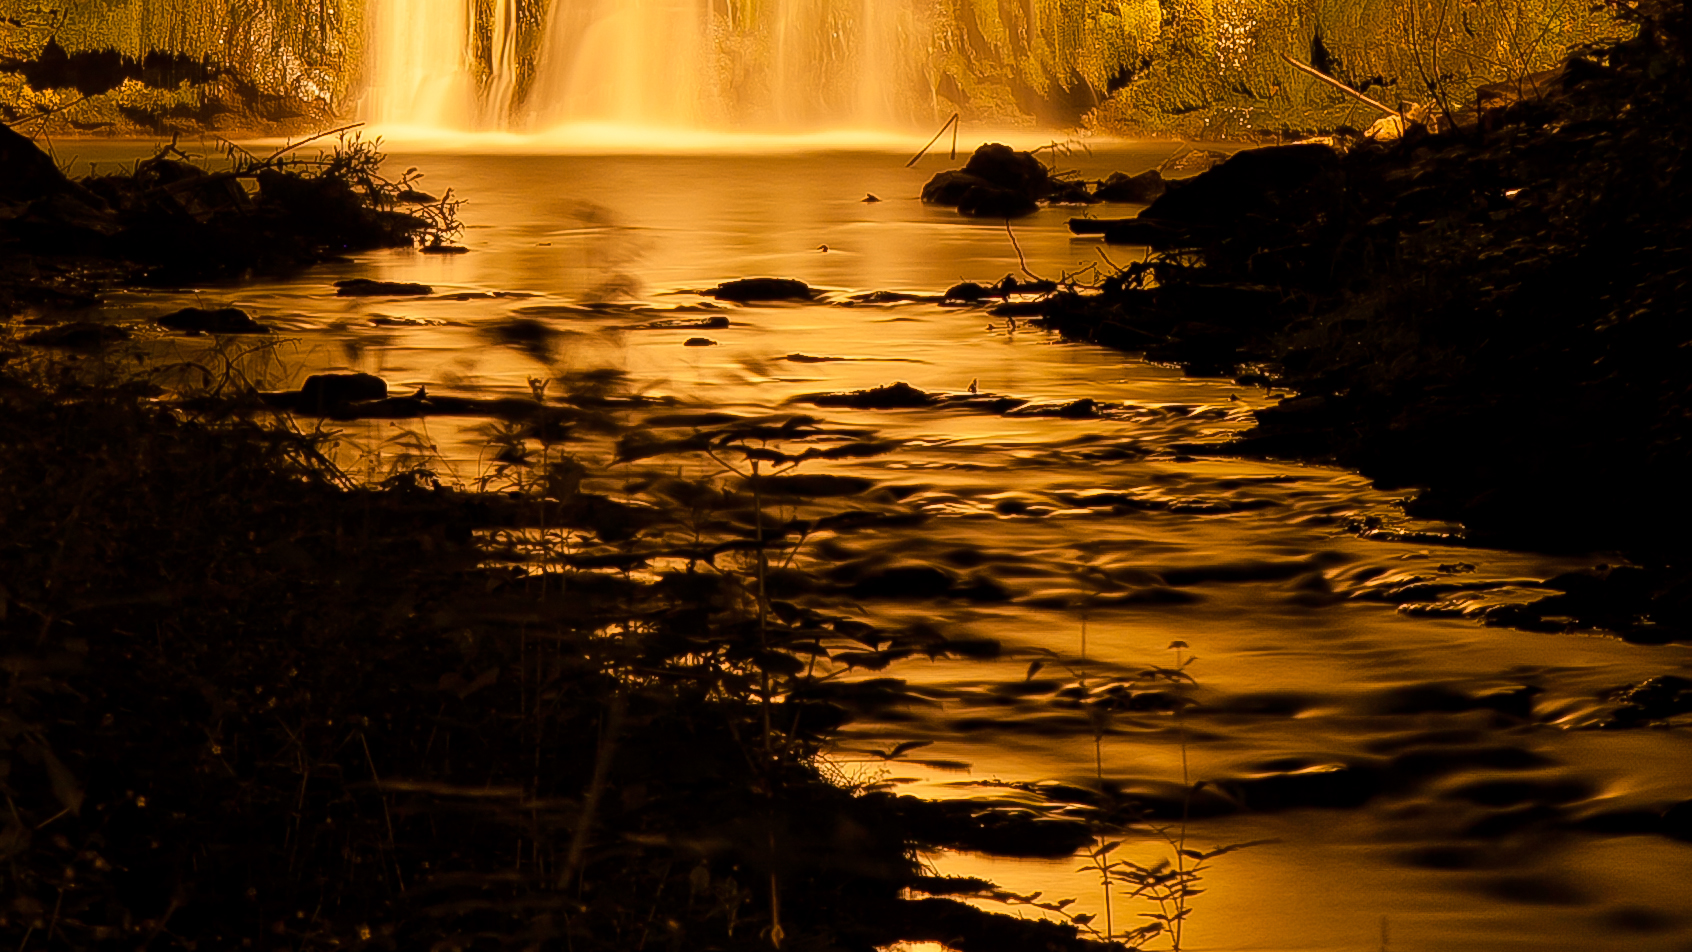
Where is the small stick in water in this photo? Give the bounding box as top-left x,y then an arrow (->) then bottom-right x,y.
905,113 -> 960,168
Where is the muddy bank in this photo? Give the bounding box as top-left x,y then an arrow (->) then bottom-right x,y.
1029,7 -> 1692,637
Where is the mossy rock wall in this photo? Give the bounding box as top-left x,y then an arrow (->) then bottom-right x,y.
1078,0 -> 1630,137
0,0 -> 364,135
928,0 -> 1627,133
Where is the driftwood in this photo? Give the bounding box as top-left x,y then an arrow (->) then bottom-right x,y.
1278,51 -> 1403,119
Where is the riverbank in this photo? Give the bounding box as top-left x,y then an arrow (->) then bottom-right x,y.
1031,4 -> 1692,642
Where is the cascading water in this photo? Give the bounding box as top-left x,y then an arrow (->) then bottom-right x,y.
364,0 -> 935,131
366,0 -> 476,128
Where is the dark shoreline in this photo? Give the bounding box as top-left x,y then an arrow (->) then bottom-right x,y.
1021,11 -> 1692,644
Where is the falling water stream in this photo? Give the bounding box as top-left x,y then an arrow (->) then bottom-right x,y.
365,0 -> 933,130
61,135 -> 1692,951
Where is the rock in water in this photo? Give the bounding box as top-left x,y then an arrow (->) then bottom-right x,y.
20,321 -> 131,348
706,278 -> 814,302
961,143 -> 1052,196
1094,169 -> 1168,203
156,306 -> 271,334
335,278 -> 433,296
956,185 -> 1038,219
298,373 -> 388,412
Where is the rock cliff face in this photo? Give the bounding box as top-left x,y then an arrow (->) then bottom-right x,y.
0,0 -> 362,135
0,0 -> 1630,137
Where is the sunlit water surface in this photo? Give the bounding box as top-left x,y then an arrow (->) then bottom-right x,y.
59,138 -> 1692,952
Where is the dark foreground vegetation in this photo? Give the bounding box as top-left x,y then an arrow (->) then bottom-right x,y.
0,127 -> 1154,950
1,121 -> 461,314
1022,2 -> 1692,642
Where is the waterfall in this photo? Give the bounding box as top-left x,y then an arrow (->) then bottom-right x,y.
366,0 -> 934,132
366,0 -> 476,127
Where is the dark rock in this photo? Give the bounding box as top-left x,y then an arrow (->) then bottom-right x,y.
920,169 -> 995,206
807,381 -> 936,408
419,243 -> 469,255
20,321 -> 131,348
156,306 -> 270,334
956,185 -> 1038,219
862,193 -> 881,203
921,143 -> 1059,215
1044,179 -> 1096,204
944,281 -> 989,302
1139,143 -> 1343,233
335,278 -> 432,296
1094,168 -> 1168,203
1229,762 -> 1382,811
706,277 -> 814,303
962,143 -> 1053,196
683,337 -> 716,346
297,372 -> 388,413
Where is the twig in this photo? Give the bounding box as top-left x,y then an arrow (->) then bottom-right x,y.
1004,220 -> 1043,281
905,113 -> 960,168
1278,51 -> 1402,118
263,121 -> 367,164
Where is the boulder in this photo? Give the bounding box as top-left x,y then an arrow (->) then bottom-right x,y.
920,170 -> 994,206
921,143 -> 1061,215
156,306 -> 270,334
956,185 -> 1037,219
1094,169 -> 1167,203
298,373 -> 388,413
706,278 -> 813,303
961,143 -> 1052,196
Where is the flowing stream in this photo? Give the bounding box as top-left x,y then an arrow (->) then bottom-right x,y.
63,138 -> 1692,951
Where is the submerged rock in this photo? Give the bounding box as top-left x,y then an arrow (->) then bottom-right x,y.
20,321 -> 131,348
335,278 -> 432,296
156,306 -> 270,334
1094,168 -> 1168,203
706,277 -> 814,303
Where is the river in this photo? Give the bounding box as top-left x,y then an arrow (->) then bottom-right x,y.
58,136 -> 1692,951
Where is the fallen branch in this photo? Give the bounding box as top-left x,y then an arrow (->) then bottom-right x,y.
905,113 -> 960,168
1278,52 -> 1402,119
